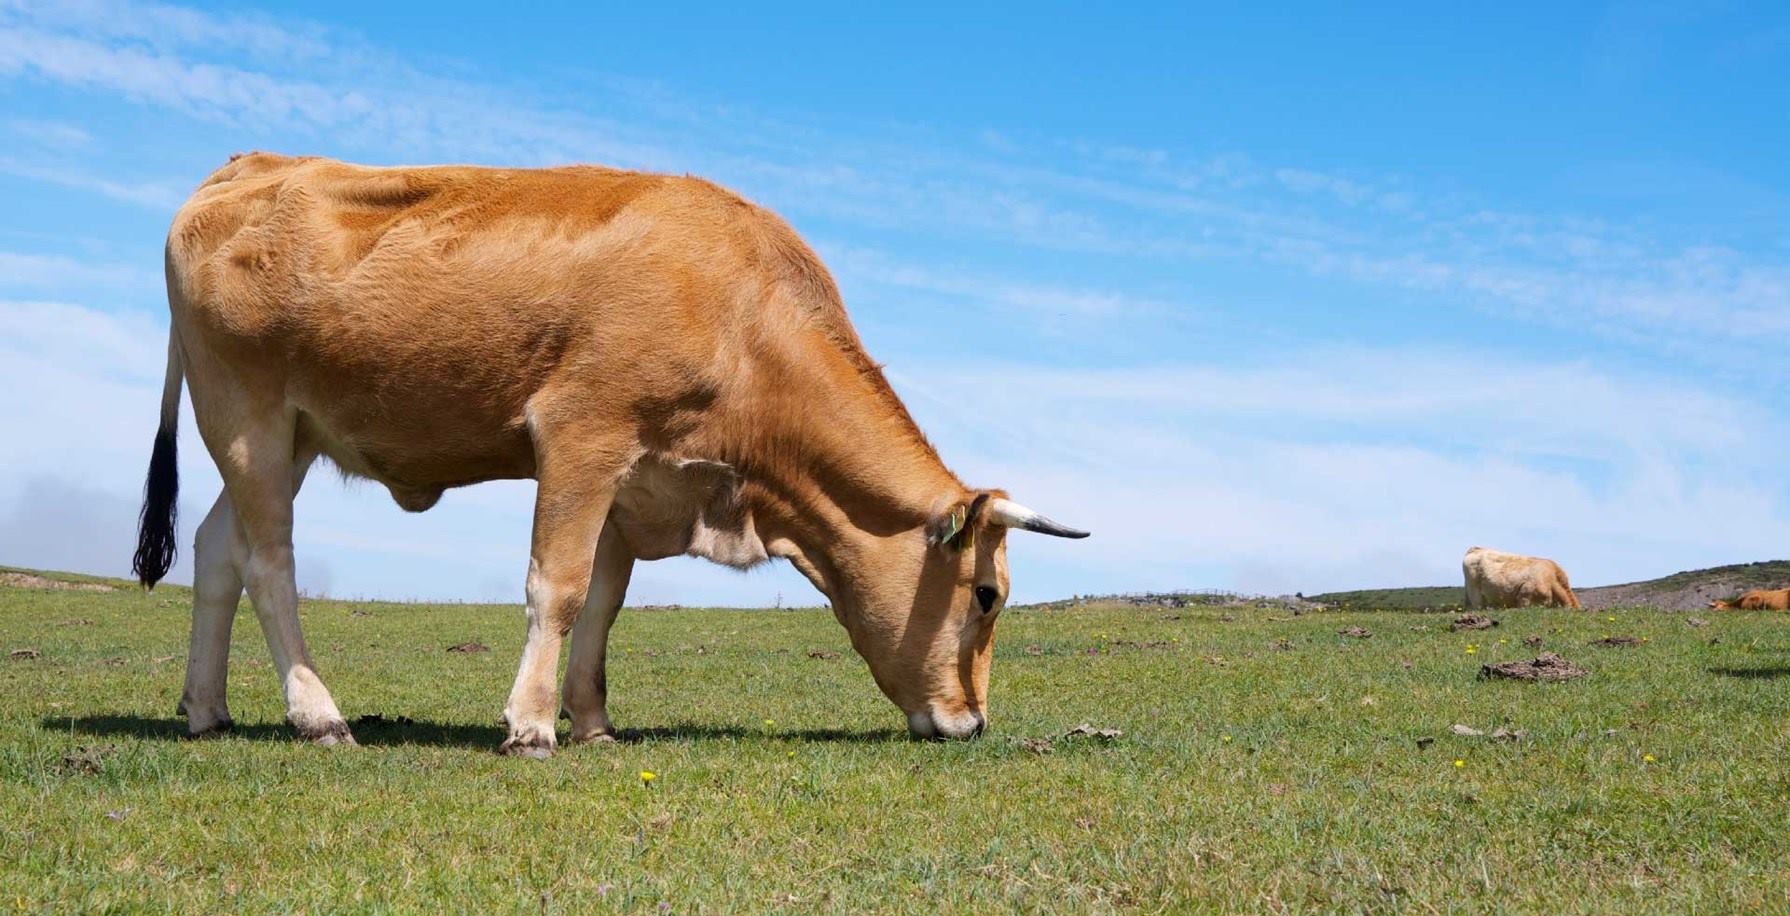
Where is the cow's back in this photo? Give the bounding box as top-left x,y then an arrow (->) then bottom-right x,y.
164,153 -> 838,494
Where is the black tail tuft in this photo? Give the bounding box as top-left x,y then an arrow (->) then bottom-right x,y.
132,426 -> 179,588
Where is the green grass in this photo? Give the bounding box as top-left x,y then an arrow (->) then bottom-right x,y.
4,572 -> 1790,912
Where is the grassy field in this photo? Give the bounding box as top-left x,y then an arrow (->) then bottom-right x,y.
4,571 -> 1790,912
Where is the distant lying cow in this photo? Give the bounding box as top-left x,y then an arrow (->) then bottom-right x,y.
1709,589 -> 1790,611
1462,547 -> 1581,609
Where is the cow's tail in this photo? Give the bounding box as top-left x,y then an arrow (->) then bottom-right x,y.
132,331 -> 184,588
1557,565 -> 1582,609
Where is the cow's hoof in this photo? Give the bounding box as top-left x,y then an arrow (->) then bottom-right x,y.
569,730 -> 617,746
185,718 -> 234,739
498,736 -> 555,759
297,719 -> 357,747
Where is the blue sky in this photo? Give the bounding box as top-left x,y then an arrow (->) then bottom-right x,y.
1,0 -> 1787,605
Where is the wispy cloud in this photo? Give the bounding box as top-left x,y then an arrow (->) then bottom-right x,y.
0,157 -> 188,209
893,355 -> 1790,597
0,250 -> 157,290
6,116 -> 91,148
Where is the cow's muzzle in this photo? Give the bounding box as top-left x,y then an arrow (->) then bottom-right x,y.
907,708 -> 985,740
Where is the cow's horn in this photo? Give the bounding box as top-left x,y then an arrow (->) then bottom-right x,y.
987,498 -> 1089,539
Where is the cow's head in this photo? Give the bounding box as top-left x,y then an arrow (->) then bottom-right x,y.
805,490 -> 1087,740
1709,598 -> 1735,610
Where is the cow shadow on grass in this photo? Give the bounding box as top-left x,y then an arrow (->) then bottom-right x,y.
44,714 -> 505,748
44,715 -> 904,748
1707,666 -> 1790,680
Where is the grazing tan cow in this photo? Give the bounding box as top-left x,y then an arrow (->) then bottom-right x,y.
1709,589 -> 1790,611
132,153 -> 1088,755
1462,546 -> 1581,609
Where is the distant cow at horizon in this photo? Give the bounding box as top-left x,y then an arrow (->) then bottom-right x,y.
1709,588 -> 1790,611
1462,546 -> 1581,609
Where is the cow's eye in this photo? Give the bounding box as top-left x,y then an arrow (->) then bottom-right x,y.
974,585 -> 1000,613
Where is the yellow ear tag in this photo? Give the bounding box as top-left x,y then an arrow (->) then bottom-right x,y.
938,506 -> 967,548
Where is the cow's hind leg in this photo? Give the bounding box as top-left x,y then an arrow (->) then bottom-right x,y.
217,411 -> 351,745
562,524 -> 635,744
177,492 -> 246,735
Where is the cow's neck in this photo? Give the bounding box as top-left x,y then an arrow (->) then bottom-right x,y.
716,343 -> 964,610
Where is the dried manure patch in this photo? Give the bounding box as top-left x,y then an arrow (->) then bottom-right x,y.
1480,652 -> 1589,682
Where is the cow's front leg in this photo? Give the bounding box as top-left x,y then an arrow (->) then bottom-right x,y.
500,438 -> 628,758
562,524 -> 635,744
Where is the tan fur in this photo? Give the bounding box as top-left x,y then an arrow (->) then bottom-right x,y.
161,153 -> 1067,750
1710,588 -> 1790,611
1462,546 -> 1581,610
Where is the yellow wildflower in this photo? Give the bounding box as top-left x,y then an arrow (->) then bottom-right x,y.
640,770 -> 657,784
1454,759 -> 1465,768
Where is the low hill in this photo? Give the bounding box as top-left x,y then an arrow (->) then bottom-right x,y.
1303,585 -> 1464,611
1311,560 -> 1790,612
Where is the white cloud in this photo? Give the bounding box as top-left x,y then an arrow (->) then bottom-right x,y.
0,158 -> 188,209
894,355 -> 1790,599
0,250 -> 157,291
6,117 -> 91,148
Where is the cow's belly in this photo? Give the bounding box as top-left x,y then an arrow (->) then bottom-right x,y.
295,397 -> 536,512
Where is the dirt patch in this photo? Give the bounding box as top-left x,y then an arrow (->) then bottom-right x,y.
9,648 -> 41,660
1480,652 -> 1588,682
1271,638 -> 1294,651
1023,644 -> 1044,656
1017,737 -> 1053,755
806,649 -> 841,660
1686,618 -> 1710,628
1111,639 -> 1174,650
1338,626 -> 1371,639
1451,723 -> 1527,742
1523,635 -> 1544,648
1064,723 -> 1124,740
1451,614 -> 1498,631
1590,635 -> 1643,648
58,744 -> 115,776
0,572 -> 115,592
446,641 -> 489,654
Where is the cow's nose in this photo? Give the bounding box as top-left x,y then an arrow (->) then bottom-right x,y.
969,712 -> 987,738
